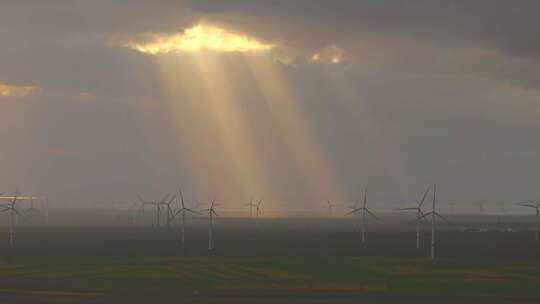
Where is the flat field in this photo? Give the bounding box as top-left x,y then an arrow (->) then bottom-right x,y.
0,221 -> 539,303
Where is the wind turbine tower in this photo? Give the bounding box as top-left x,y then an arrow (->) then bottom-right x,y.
204,200 -> 219,250
518,202 -> 540,242
173,187 -> 200,245
346,188 -> 378,243
397,186 -> 431,249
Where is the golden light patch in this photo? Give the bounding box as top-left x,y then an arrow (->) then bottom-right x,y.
0,82 -> 39,98
0,196 -> 40,201
331,55 -> 342,64
127,24 -> 274,54
306,46 -> 345,64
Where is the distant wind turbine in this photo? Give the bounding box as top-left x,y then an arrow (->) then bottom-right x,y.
0,190 -> 24,246
137,193 -> 171,227
246,199 -> 262,226
254,199 -> 262,227
203,200 -> 219,250
172,187 -> 200,245
346,188 -> 378,243
518,202 -> 540,242
419,184 -> 449,260
246,199 -> 256,218
397,186 -> 431,249
159,194 -> 178,228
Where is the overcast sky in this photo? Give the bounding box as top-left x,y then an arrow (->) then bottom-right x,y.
0,1 -> 539,211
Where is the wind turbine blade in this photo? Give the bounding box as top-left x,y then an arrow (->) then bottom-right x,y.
418,211 -> 433,221
186,208 -> 202,215
366,209 -> 379,220
397,207 -> 418,211
363,188 -> 368,208
518,203 -> 537,208
168,193 -> 178,205
159,194 -> 170,204
178,186 -> 185,209
418,185 -> 431,208
12,188 -> 19,205
13,208 -> 24,218
345,209 -> 361,216
435,212 -> 450,224
137,195 -> 148,204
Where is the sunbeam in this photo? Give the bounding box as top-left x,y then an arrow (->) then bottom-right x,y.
245,55 -> 347,204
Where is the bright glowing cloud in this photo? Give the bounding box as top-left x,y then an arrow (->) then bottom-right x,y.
0,82 -> 39,98
0,196 -> 40,200
126,24 -> 274,54
308,46 -> 344,64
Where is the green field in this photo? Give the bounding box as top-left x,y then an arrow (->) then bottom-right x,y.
1,256 -> 539,303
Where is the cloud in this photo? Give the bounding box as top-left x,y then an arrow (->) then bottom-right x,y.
125,24 -> 274,54
0,81 -> 40,98
187,0 -> 540,58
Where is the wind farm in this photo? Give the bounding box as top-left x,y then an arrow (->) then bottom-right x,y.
2,1 -> 540,303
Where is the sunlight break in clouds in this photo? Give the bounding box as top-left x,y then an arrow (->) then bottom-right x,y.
127,24 -> 274,54
0,82 -> 39,98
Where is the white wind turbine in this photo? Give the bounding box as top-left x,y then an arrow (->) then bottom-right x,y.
346,188 -> 378,243
397,186 -> 431,249
254,199 -> 262,227
203,200 -> 219,250
172,187 -> 200,245
0,190 -> 30,247
160,194 -> 178,228
419,184 -> 449,260
137,193 -> 170,227
518,202 -> 540,242
246,199 -> 257,218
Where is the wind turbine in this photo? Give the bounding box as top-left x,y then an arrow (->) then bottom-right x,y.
246,199 -> 256,218
155,193 -> 171,228
159,194 -> 177,228
419,184 -> 449,260
137,193 -> 170,227
346,188 -> 378,243
397,186 -> 431,249
172,187 -> 200,245
0,190 -> 24,246
203,200 -> 218,250
254,199 -> 263,227
137,195 -> 156,226
518,202 -> 540,242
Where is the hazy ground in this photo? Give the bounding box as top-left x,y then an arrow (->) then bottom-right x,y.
0,217 -> 539,303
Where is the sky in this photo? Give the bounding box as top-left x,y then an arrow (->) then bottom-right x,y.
0,1 -> 539,212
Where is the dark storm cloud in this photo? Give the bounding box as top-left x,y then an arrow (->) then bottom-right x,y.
2,0 -> 540,94
188,0 -> 540,58
0,0 -> 196,97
